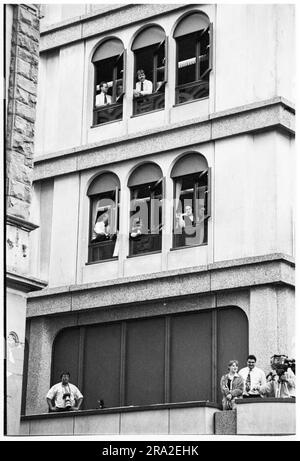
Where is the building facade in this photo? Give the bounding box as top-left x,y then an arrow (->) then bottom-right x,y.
19,4 -> 295,436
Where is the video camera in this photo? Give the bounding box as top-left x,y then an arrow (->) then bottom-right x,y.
270,355 -> 295,378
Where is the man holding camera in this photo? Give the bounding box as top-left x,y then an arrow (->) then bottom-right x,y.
257,357 -> 295,398
46,371 -> 83,412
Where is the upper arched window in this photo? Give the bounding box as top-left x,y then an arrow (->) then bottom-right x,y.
92,38 -> 125,125
131,26 -> 167,116
128,163 -> 164,256
171,153 -> 211,248
174,12 -> 212,104
87,172 -> 120,262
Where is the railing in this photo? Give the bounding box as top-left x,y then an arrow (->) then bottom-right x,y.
129,233 -> 161,256
175,80 -> 209,105
93,102 -> 123,125
133,92 -> 165,116
88,239 -> 117,262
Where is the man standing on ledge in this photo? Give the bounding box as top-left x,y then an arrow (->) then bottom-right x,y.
46,371 -> 83,412
239,354 -> 266,398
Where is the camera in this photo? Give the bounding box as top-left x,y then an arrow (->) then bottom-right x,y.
270,355 -> 295,378
62,392 -> 72,409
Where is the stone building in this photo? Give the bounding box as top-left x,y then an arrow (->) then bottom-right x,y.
5,3 -> 46,435
19,4 -> 295,436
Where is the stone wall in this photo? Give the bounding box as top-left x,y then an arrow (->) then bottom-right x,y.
6,4 -> 40,221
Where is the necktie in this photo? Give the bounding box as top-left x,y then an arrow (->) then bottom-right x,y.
141,82 -> 144,91
246,371 -> 251,392
104,94 -> 107,104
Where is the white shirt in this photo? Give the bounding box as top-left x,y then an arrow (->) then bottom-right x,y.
46,382 -> 83,409
95,92 -> 112,106
135,79 -> 153,96
239,366 -> 266,395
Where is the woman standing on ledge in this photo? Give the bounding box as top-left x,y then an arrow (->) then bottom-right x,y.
220,360 -> 244,410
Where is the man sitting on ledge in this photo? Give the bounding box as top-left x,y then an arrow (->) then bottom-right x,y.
46,371 -> 83,412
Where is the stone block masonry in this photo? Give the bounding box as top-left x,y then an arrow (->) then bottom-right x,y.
6,4 -> 40,221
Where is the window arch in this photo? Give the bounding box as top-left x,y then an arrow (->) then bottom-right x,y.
173,12 -> 212,104
171,152 -> 211,248
131,25 -> 167,115
87,172 -> 120,262
92,38 -> 125,125
128,162 -> 164,256
51,307 -> 248,410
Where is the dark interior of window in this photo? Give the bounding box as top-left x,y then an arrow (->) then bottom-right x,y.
176,27 -> 210,104
133,42 -> 166,116
89,189 -> 120,262
93,51 -> 124,125
129,179 -> 162,256
49,307 -> 248,411
173,170 -> 209,249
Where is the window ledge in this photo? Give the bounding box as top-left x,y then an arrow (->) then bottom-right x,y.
173,96 -> 209,108
127,250 -> 161,259
21,400 -> 222,420
170,243 -> 207,252
131,108 -> 164,118
91,119 -> 123,129
85,257 -> 118,266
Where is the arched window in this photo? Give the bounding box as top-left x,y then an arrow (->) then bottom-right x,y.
87,172 -> 120,262
51,307 -> 248,409
132,26 -> 167,115
171,153 -> 211,248
92,38 -> 125,125
128,163 -> 164,256
174,12 -> 212,104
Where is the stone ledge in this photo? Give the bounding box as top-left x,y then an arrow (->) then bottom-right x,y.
26,254 -> 294,318
6,270 -> 48,293
6,214 -> 39,232
22,400 -> 221,420
40,4 -> 187,52
33,97 -> 295,181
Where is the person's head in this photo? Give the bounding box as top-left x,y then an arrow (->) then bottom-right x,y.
185,205 -> 193,216
60,372 -> 70,385
228,360 -> 239,374
100,212 -> 109,224
137,69 -> 146,82
247,355 -> 257,370
100,81 -> 109,94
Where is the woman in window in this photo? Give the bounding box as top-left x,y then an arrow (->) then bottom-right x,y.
220,360 -> 244,410
93,211 -> 111,242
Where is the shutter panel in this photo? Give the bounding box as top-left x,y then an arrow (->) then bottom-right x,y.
208,22 -> 213,73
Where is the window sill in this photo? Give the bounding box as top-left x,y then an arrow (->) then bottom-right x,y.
131,108 -> 164,118
91,118 -> 123,128
170,243 -> 207,252
127,250 -> 161,259
85,257 -> 118,265
173,96 -> 209,108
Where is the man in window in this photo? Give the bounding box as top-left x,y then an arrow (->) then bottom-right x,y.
133,69 -> 153,97
177,205 -> 196,235
96,81 -> 112,106
46,371 -> 83,412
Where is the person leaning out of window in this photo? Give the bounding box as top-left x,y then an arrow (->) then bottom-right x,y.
220,360 -> 244,410
95,81 -> 112,106
46,371 -> 83,412
93,212 -> 111,242
133,69 -> 153,98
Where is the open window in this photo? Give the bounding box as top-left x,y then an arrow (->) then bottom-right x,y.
88,173 -> 120,262
128,163 -> 164,256
132,26 -> 167,115
171,153 -> 210,249
174,12 -> 212,105
92,38 -> 125,125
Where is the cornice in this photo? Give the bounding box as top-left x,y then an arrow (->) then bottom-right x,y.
6,271 -> 48,293
26,253 -> 295,318
32,97 -> 295,182
6,214 -> 39,232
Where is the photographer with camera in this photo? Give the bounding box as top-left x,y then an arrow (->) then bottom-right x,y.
46,371 -> 83,412
257,355 -> 295,398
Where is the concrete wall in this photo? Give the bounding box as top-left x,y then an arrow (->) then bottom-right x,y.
35,4 -> 294,156
35,130 -> 294,289
20,404 -> 220,435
